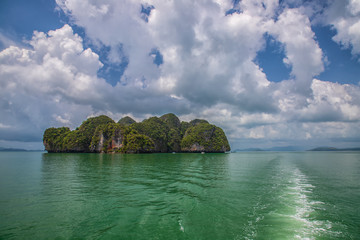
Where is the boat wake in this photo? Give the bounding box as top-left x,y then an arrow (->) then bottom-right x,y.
242,161 -> 340,239
288,168 -> 327,239
280,167 -> 341,239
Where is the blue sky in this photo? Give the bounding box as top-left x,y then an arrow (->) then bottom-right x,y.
0,0 -> 65,44
0,0 -> 359,150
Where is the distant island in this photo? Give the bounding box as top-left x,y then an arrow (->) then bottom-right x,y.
308,147 -> 360,151
232,146 -> 360,152
43,113 -> 231,153
232,146 -> 306,152
0,147 -> 44,152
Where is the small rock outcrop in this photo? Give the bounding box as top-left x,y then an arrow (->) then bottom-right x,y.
43,113 -> 231,153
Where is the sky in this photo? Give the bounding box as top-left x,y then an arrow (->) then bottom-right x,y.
0,0 -> 360,150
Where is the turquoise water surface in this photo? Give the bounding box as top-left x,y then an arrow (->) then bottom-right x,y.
0,151 -> 359,239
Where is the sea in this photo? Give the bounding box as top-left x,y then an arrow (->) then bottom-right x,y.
0,151 -> 359,239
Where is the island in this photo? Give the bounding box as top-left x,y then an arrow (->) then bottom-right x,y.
308,147 -> 360,151
43,113 -> 231,153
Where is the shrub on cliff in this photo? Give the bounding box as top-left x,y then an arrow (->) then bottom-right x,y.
79,115 -> 115,139
181,122 -> 230,152
160,113 -> 182,152
180,121 -> 190,138
160,113 -> 181,129
132,117 -> 169,153
60,130 -> 87,152
43,127 -> 70,152
118,116 -> 136,126
189,119 -> 209,126
121,130 -> 155,153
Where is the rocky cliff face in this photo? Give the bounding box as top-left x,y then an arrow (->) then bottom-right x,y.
43,113 -> 231,153
89,123 -> 125,153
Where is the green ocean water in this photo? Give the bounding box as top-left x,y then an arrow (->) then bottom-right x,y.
0,151 -> 359,239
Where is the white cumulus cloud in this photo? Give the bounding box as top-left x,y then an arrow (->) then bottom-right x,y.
323,0 -> 360,59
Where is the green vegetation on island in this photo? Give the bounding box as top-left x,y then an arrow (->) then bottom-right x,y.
43,113 -> 231,153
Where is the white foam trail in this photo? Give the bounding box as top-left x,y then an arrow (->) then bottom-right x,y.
288,168 -> 329,239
